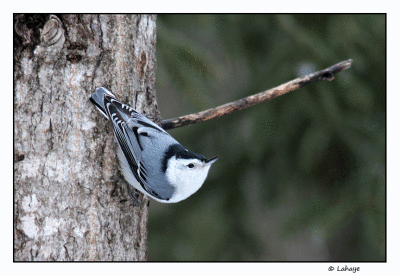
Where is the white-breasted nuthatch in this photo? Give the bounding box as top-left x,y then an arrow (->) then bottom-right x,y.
89,87 -> 219,204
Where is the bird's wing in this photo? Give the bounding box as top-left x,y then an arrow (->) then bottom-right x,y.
103,96 -> 173,200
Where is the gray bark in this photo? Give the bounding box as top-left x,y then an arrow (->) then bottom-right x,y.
14,14 -> 158,261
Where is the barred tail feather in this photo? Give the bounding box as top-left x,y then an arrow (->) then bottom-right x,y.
89,87 -> 116,119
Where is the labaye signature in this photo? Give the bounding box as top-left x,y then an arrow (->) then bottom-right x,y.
328,265 -> 360,273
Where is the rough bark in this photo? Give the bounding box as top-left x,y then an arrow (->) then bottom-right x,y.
14,14 -> 158,261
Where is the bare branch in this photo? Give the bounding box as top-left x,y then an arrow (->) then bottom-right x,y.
161,59 -> 353,130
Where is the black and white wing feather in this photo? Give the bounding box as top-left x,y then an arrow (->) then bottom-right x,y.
90,87 -> 174,201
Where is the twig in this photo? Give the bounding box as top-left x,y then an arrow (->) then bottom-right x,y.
161,59 -> 353,130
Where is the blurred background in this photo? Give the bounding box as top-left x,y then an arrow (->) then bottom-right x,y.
149,14 -> 385,261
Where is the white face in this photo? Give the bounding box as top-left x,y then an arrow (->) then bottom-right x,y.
165,156 -> 216,203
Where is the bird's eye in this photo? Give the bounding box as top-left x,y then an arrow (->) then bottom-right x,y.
187,163 -> 194,168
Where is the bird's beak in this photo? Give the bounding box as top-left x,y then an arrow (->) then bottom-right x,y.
205,155 -> 219,164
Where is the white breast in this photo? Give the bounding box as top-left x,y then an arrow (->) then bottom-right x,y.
165,156 -> 211,203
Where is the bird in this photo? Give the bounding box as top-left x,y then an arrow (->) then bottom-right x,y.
89,87 -> 219,204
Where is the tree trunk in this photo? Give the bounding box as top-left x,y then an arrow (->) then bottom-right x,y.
14,14 -> 158,261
